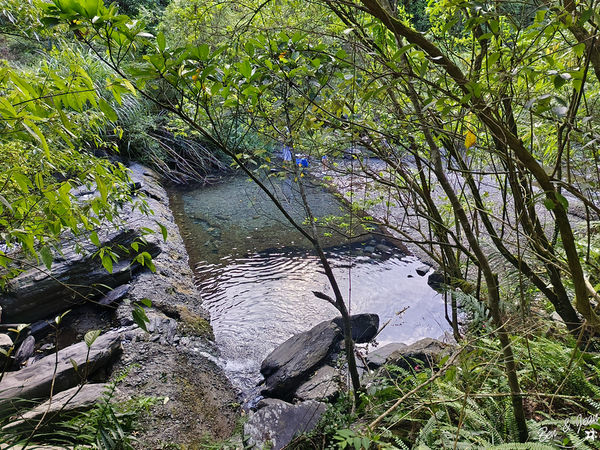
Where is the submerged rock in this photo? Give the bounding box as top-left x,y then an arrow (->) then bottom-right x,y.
416,265 -> 430,276
427,271 -> 446,292
244,398 -> 326,450
0,331 -> 121,411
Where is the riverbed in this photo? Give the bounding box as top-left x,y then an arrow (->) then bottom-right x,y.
169,173 -> 450,392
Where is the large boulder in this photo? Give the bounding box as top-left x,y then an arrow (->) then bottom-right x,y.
244,398 -> 326,450
2,383 -> 108,430
260,314 -> 379,399
261,321 -> 342,398
0,331 -> 121,412
332,313 -> 379,343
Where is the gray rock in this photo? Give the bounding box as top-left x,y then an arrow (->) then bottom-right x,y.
261,321 -> 343,399
364,246 -> 375,253
0,331 -> 121,412
0,333 -> 12,348
332,313 -> 379,343
244,399 -> 326,450
295,365 -> 340,401
416,265 -> 430,276
98,284 -> 131,306
14,335 -> 35,365
385,338 -> 448,371
550,311 -> 565,325
427,271 -> 446,292
2,383 -> 108,430
376,244 -> 392,253
365,343 -> 408,369
0,229 -> 160,323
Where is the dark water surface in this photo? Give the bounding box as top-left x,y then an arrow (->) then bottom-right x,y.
169,174 -> 449,391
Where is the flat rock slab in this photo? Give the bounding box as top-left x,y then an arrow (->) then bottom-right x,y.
3,383 -> 108,430
244,399 -> 326,450
0,228 -> 160,323
261,321 -> 342,399
366,343 -> 408,369
385,338 -> 448,370
0,331 -> 121,412
295,365 -> 340,401
98,284 -> 131,306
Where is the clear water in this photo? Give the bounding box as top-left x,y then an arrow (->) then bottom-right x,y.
169,173 -> 450,392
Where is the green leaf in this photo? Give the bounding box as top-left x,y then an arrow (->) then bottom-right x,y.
244,41 -> 254,57
487,52 -> 501,67
132,304 -> 149,332
579,8 -> 594,26
543,198 -> 556,210
197,43 -> 210,60
0,194 -> 13,213
156,221 -> 168,242
98,98 -> 118,122
40,246 -> 53,270
40,16 -> 62,27
140,298 -> 152,307
553,75 -> 567,89
157,32 -> 166,52
238,60 -> 252,79
22,120 -> 50,158
84,329 -> 101,348
95,175 -> 108,203
556,193 -> 569,209
12,172 -> 31,193
101,254 -> 113,273
90,231 -> 101,247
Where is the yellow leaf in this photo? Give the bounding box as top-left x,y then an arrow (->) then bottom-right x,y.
465,130 -> 477,149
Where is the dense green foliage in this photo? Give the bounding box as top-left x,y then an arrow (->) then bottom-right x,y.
3,0 -> 600,447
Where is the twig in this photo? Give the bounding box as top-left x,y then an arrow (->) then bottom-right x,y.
368,348 -> 463,430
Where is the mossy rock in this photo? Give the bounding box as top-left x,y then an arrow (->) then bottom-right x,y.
176,305 -> 214,339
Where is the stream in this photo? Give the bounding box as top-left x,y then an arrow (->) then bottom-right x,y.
169,173 -> 450,393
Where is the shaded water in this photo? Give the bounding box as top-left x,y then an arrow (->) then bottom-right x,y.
170,173 -> 450,392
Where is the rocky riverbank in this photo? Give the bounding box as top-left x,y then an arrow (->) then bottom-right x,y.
0,164 -> 239,447
242,312 -> 450,449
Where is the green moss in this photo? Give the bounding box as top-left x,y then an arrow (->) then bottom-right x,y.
176,306 -> 214,339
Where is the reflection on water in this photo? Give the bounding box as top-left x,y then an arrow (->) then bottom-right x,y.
169,173 -> 450,392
